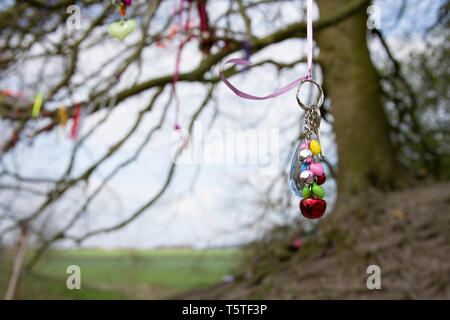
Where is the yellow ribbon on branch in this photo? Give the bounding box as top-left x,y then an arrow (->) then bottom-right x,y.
32,91 -> 44,118
58,106 -> 68,127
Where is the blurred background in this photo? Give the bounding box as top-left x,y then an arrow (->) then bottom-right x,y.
0,0 -> 448,299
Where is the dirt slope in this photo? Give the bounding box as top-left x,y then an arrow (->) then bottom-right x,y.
182,182 -> 450,299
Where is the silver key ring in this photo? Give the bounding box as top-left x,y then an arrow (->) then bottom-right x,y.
296,79 -> 324,111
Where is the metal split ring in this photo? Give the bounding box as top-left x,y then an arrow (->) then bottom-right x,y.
296,79 -> 324,111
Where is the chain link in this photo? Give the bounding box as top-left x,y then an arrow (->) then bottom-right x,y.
303,105 -> 324,158
303,106 -> 321,140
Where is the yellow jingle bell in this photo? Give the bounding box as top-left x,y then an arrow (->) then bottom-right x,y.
310,139 -> 321,154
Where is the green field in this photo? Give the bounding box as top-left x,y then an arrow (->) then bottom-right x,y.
0,248 -> 241,299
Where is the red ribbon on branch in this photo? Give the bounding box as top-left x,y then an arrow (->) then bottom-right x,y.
70,103 -> 82,140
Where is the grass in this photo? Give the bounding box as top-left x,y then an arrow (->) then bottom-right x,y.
0,248 -> 241,299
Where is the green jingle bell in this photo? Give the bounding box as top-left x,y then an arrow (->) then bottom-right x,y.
311,182 -> 325,198
302,185 -> 311,199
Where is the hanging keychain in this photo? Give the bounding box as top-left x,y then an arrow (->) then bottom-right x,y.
218,0 -> 326,218
290,79 -> 327,219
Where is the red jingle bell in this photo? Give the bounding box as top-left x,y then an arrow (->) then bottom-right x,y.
300,198 -> 326,219
316,174 -> 326,185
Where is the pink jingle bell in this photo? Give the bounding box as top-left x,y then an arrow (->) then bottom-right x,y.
299,140 -> 310,150
300,198 -> 326,219
309,161 -> 324,176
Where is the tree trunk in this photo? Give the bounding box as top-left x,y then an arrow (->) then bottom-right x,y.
4,227 -> 29,300
316,0 -> 404,198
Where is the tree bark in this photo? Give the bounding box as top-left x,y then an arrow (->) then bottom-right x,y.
316,0 -> 404,198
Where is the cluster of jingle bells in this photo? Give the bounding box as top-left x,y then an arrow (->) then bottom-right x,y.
290,139 -> 327,219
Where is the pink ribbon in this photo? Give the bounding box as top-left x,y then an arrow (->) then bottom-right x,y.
173,42 -> 182,130
306,0 -> 313,78
220,59 -> 310,100
172,0 -> 185,130
220,0 -> 314,100
173,34 -> 195,130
